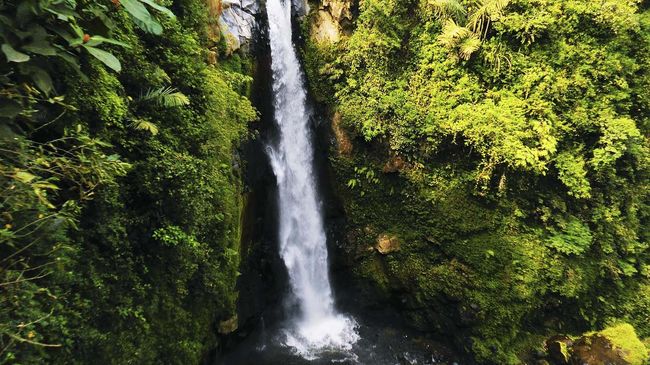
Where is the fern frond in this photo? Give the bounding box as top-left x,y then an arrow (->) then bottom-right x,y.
428,0 -> 466,21
438,19 -> 473,48
130,119 -> 159,135
138,86 -> 190,108
458,34 -> 482,60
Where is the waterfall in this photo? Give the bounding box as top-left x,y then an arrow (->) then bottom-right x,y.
265,0 -> 359,359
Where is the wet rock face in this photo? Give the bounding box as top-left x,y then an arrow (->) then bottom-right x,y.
331,112 -> 353,156
546,336 -> 572,365
292,0 -> 310,16
219,0 -> 260,53
310,0 -> 354,43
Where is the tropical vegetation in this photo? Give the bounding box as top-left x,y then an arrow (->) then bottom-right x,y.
1,0 -> 255,363
304,0 -> 650,362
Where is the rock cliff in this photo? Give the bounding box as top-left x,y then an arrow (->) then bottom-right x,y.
218,0 -> 260,53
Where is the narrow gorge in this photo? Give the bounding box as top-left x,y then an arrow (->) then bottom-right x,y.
1,0 -> 649,365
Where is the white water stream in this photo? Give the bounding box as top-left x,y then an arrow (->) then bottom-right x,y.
265,0 -> 359,359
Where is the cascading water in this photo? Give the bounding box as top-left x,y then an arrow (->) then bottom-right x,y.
265,0 -> 359,359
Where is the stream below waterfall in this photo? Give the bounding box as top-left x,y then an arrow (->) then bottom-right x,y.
217,317 -> 463,365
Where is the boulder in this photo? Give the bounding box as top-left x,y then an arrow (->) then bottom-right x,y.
218,314 -> 238,334
570,335 -> 630,365
545,324 -> 649,365
571,324 -> 649,365
376,234 -> 401,255
383,155 -> 406,173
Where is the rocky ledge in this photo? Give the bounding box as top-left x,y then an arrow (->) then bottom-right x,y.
220,0 -> 260,53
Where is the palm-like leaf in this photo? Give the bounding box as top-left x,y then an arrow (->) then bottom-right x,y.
435,0 -> 510,61
458,34 -> 482,60
130,119 -> 159,135
438,19 -> 473,48
467,0 -> 510,37
138,86 -> 190,108
428,0 -> 466,21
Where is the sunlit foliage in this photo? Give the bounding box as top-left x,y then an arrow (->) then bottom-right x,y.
304,0 -> 649,362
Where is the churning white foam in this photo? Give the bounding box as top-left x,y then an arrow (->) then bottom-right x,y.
265,0 -> 359,359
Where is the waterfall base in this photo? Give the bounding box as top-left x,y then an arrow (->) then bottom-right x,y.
283,315 -> 360,360
217,316 -> 463,365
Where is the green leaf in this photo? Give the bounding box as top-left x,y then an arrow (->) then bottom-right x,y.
69,23 -> 85,38
57,52 -> 88,81
138,86 -> 190,107
22,39 -> 58,56
14,170 -> 37,183
84,35 -> 131,48
34,187 -> 56,209
33,181 -> 60,190
83,45 -> 121,72
139,0 -> 176,19
45,3 -> 78,21
2,44 -> 30,62
121,0 -> 163,35
0,15 -> 14,28
50,25 -> 77,43
130,119 -> 159,135
28,67 -> 54,95
131,16 -> 163,35
0,99 -> 23,119
86,5 -> 117,29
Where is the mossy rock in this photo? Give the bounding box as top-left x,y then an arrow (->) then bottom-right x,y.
597,324 -> 649,365
551,323 -> 650,365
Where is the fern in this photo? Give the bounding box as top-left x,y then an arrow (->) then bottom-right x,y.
428,0 -> 466,21
138,86 -> 190,108
438,19 -> 473,48
130,119 -> 159,135
458,34 -> 482,60
436,0 -> 510,61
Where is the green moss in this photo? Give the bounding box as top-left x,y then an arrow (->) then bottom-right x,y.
619,283 -> 650,338
355,255 -> 391,299
68,64 -> 129,130
599,324 -> 649,365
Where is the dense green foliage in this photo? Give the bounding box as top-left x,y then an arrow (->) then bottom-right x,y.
1,0 -> 255,363
304,0 -> 650,362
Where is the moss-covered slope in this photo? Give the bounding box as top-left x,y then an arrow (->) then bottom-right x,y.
303,0 -> 650,363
